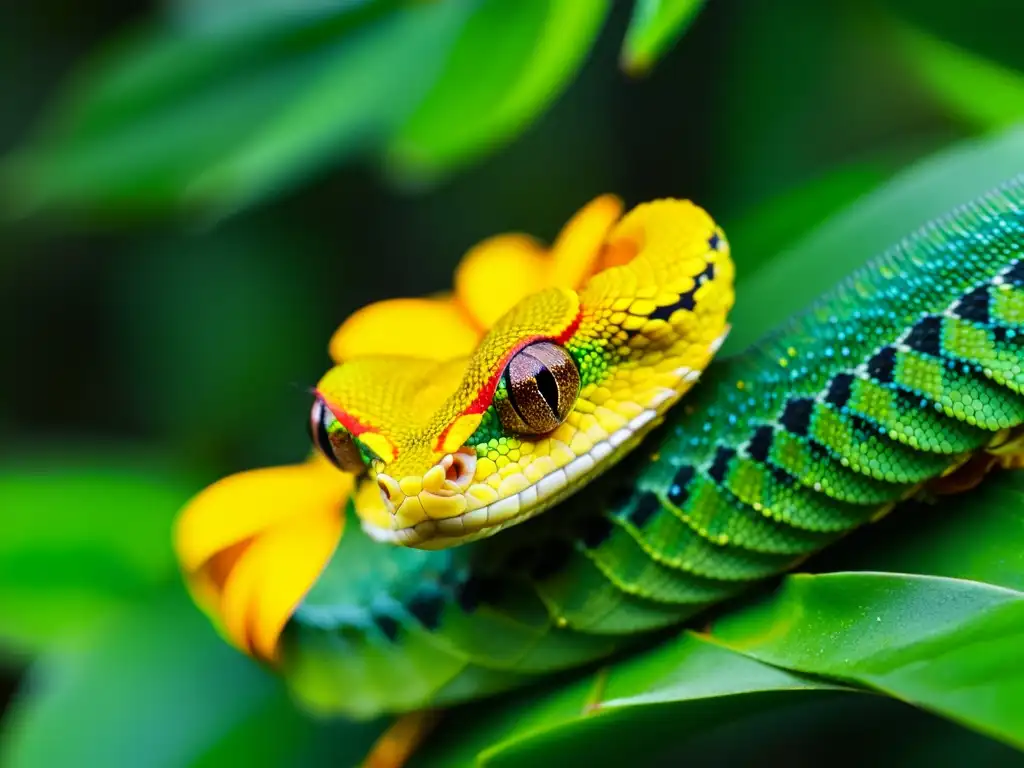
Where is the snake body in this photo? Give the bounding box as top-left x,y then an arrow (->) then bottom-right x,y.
284,178 -> 1024,719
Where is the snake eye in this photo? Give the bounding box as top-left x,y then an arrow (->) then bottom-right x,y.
497,341 -> 580,435
309,397 -> 366,475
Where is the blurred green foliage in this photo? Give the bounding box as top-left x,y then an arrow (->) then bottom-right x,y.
417,471 -> 1024,766
3,0 -> 1024,765
621,0 -> 705,75
0,452 -> 196,654
2,0 -> 618,216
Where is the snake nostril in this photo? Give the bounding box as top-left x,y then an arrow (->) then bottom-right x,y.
377,478 -> 393,502
447,451 -> 476,487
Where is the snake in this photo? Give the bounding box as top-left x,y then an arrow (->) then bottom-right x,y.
262,179 -> 1024,720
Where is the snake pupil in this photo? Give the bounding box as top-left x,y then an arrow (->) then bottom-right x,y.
309,397 -> 366,475
498,341 -> 580,435
534,367 -> 560,414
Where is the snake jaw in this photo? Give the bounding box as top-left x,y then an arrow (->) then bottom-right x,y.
360,376 -> 700,548
349,199 -> 736,549
373,450 -> 479,531
361,317 -> 731,549
361,406 -> 663,549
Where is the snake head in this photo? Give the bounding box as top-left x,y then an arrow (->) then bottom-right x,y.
311,199 -> 734,549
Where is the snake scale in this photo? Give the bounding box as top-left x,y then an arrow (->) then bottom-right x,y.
275,178 -> 1024,719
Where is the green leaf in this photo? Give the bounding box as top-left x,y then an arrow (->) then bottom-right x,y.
724,123 -> 1024,353
184,2 -> 472,215
415,632 -> 844,766
655,694 -> 1023,766
820,471 -> 1024,593
0,449 -> 196,653
168,0 -> 383,34
1,584 -> 385,767
620,0 -> 705,75
723,160 -> 892,279
710,573 -> 1024,749
418,472 -> 1024,764
388,0 -> 610,179
894,19 -> 1024,131
3,1 -> 469,218
416,131 -> 1024,762
878,0 -> 1024,73
696,368 -> 1024,756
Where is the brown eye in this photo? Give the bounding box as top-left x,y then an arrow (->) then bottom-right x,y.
309,398 -> 366,474
497,341 -> 580,435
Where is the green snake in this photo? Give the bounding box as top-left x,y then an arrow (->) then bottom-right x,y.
180,178 -> 1024,722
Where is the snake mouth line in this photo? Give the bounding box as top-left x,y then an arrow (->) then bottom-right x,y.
361,406 -> 662,549
361,326 -> 731,549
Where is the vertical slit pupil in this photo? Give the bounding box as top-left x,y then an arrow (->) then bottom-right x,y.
499,342 -> 580,435
534,366 -> 560,415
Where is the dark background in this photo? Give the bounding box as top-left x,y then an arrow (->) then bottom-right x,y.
1,0 -> 962,476
2,0 -> 1020,764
